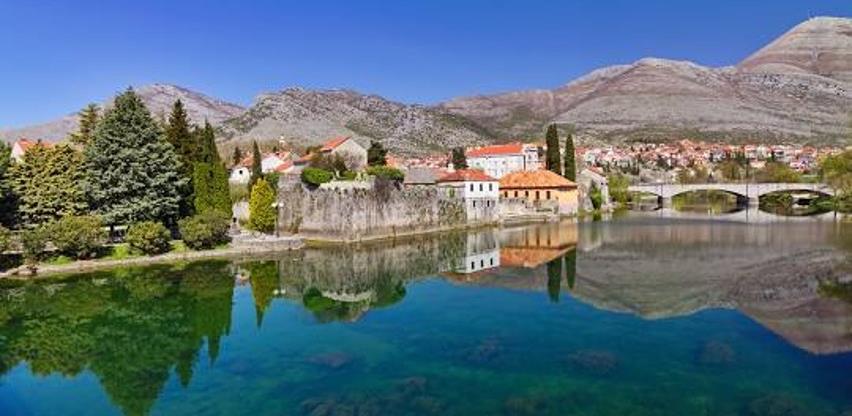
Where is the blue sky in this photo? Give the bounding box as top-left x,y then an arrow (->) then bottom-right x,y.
0,0 -> 849,127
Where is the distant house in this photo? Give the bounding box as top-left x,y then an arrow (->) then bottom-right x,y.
403,167 -> 444,187
499,170 -> 579,215
261,152 -> 292,173
466,143 -> 540,179
437,169 -> 500,222
10,138 -> 51,163
319,136 -> 368,170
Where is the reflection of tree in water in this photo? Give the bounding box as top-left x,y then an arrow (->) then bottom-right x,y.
565,249 -> 577,290
0,261 -> 236,416
301,270 -> 407,323
247,261 -> 280,327
545,248 -> 577,302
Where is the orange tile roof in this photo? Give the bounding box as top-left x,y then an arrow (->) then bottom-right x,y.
437,169 -> 497,183
466,143 -> 524,157
499,170 -> 577,189
15,138 -> 52,151
320,136 -> 351,152
274,160 -> 294,172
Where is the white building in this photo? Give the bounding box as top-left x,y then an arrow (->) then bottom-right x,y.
466,143 -> 539,179
229,165 -> 251,185
261,152 -> 292,173
436,169 -> 500,222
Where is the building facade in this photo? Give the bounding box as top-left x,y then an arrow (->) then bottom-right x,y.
436,169 -> 500,222
466,143 -> 540,179
499,170 -> 579,215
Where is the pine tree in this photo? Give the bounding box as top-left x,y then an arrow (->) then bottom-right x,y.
10,144 -> 87,226
451,147 -> 468,169
0,142 -> 15,227
248,178 -> 276,233
367,140 -> 388,166
85,88 -> 186,226
545,124 -> 561,175
166,100 -> 197,218
70,104 -> 100,147
195,121 -> 221,165
249,141 -> 262,190
563,132 -> 576,181
193,163 -> 231,216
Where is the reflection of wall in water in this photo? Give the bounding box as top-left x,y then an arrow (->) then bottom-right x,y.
451,231 -> 501,274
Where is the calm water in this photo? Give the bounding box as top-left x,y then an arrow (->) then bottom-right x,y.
0,216 -> 850,415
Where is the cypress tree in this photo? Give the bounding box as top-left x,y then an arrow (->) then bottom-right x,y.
563,132 -> 576,181
85,88 -> 185,226
70,103 -> 100,147
545,124 -> 561,175
232,146 -> 243,167
166,99 -> 196,218
196,121 -> 221,165
10,144 -> 87,226
367,141 -> 388,166
451,147 -> 468,169
193,122 -> 230,216
249,141 -> 262,190
248,178 -> 276,233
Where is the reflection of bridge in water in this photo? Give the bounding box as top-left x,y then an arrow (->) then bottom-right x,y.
628,182 -> 835,207
647,206 -> 842,224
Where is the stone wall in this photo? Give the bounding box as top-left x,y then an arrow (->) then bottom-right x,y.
277,181 -> 484,241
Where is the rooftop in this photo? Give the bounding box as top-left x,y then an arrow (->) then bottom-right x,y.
437,169 -> 497,183
321,136 -> 351,152
499,170 -> 577,189
467,143 -> 525,157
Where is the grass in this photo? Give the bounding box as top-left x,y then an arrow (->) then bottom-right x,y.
102,244 -> 139,261
45,255 -> 74,266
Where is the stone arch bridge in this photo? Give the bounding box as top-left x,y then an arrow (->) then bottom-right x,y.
628,183 -> 834,207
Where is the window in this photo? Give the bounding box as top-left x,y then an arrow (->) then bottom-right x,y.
490,258 -> 494,266
479,184 -> 483,192
525,191 -> 529,198
470,184 -> 474,192
471,262 -> 475,270
546,191 -> 551,200
480,260 -> 484,268
514,191 -> 518,198
473,201 -> 476,208
489,183 -> 493,191
535,191 -> 540,200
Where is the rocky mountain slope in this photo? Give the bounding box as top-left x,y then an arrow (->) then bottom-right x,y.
219,88 -> 491,155
439,17 -> 852,144
0,84 -> 245,142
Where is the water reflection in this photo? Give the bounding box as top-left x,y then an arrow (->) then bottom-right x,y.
0,218 -> 849,414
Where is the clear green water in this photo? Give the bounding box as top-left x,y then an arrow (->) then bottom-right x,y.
1,217 -> 851,415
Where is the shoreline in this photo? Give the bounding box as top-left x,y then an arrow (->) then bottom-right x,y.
0,238 -> 305,280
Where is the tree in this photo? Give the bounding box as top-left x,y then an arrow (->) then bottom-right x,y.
367,140 -> 388,166
10,144 -> 87,227
563,131 -> 576,181
248,178 -> 276,233
166,100 -> 197,218
70,104 -> 100,147
819,150 -> 852,206
756,162 -> 800,183
451,147 -> 468,169
85,88 -> 186,226
608,174 -> 630,206
718,160 -> 743,181
545,124 -> 561,175
248,141 -> 262,191
0,142 -> 16,227
49,215 -> 106,259
546,257 -> 563,303
193,162 -> 231,216
231,146 -> 243,167
195,121 -> 221,165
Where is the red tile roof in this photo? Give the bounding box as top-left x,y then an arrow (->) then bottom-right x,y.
437,169 -> 497,183
466,143 -> 524,157
321,136 -> 351,152
274,160 -> 294,172
14,138 -> 52,152
499,170 -> 577,189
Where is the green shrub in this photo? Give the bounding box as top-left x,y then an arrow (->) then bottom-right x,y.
366,166 -> 404,181
179,213 -> 231,250
249,179 -> 277,233
339,171 -> 357,181
21,227 -> 48,272
126,221 -> 171,255
301,167 -> 333,187
0,226 -> 10,253
229,183 -> 249,203
49,215 -> 106,259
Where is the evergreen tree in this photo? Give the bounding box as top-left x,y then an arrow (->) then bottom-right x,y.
451,147 -> 468,169
70,104 -> 100,147
195,121 -> 221,165
248,178 -> 276,233
193,162 -> 231,217
166,100 -> 196,218
546,257 -> 563,303
232,146 -> 243,167
248,141 -> 262,190
545,124 -> 561,175
10,144 -> 87,226
85,88 -> 186,226
0,142 -> 16,227
563,132 -> 576,181
367,140 -> 388,166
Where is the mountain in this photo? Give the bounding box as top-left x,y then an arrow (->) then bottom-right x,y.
219,88 -> 491,155
439,17 -> 852,145
0,84 -> 244,143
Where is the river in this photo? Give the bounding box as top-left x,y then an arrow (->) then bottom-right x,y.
0,214 -> 850,415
